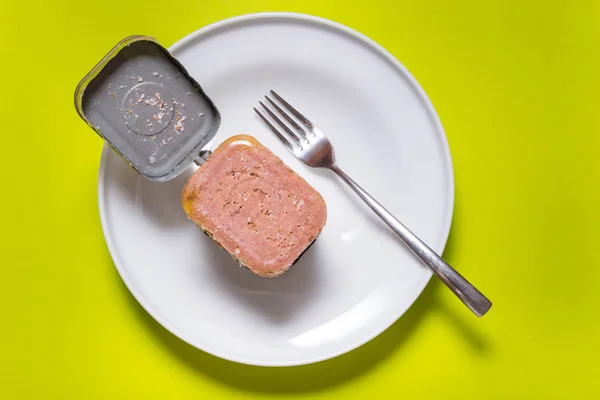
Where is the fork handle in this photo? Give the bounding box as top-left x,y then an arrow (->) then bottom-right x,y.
331,165 -> 492,317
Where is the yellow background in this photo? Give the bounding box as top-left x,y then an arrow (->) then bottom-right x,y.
1,0 -> 598,398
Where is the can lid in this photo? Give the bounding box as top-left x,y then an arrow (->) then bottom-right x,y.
75,36 -> 220,182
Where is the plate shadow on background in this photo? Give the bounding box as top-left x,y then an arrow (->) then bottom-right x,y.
114,203 -> 491,394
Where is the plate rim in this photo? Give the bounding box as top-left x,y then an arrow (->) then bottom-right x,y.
98,12 -> 455,366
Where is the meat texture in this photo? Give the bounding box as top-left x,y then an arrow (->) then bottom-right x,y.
182,135 -> 327,277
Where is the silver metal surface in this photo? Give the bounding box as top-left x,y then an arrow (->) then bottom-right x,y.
254,90 -> 492,317
193,149 -> 213,166
75,36 -> 221,182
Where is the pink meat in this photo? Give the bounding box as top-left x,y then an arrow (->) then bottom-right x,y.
182,135 -> 327,277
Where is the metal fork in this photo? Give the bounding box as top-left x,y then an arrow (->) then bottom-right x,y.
254,90 -> 492,317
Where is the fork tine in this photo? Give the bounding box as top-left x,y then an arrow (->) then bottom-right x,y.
253,107 -> 296,152
265,95 -> 308,141
259,101 -> 302,146
270,90 -> 315,131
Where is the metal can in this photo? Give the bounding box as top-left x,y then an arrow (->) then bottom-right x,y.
75,35 -> 221,181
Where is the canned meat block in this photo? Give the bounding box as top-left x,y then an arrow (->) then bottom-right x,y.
182,135 -> 327,277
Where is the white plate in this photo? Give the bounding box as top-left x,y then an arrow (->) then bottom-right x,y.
99,13 -> 454,366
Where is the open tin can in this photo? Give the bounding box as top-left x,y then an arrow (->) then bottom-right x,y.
75,36 -> 220,182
